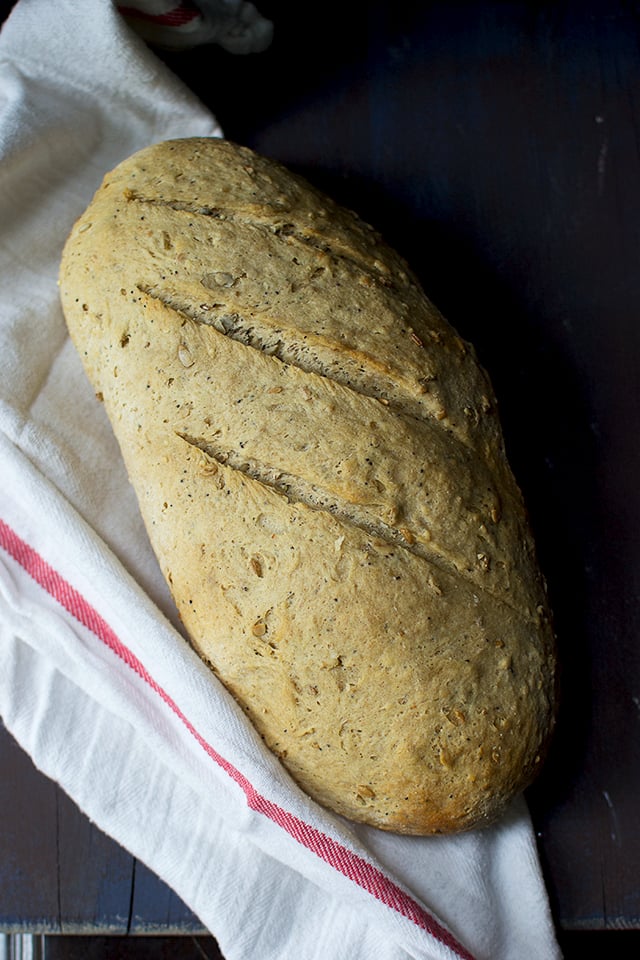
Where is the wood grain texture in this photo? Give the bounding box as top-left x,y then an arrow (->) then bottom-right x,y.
0,720 -> 205,934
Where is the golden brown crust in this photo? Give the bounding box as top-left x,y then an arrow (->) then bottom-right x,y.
59,137 -> 557,834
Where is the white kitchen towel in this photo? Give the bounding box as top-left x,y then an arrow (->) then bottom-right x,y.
0,2 -> 563,958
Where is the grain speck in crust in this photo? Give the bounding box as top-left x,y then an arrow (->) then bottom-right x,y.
59,137 -> 557,835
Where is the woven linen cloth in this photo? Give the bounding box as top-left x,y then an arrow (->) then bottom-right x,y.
0,2 -> 562,957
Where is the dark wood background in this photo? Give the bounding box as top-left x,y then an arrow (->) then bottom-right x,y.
1,1 -> 639,956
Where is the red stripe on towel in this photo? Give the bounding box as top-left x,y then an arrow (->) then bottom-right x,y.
0,517 -> 476,960
117,3 -> 200,28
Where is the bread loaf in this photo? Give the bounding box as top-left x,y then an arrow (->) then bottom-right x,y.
59,137 -> 557,834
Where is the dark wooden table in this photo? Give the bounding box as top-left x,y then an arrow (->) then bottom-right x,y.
2,1 -> 640,954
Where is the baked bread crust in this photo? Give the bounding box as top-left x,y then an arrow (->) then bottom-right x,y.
59,137 -> 557,834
